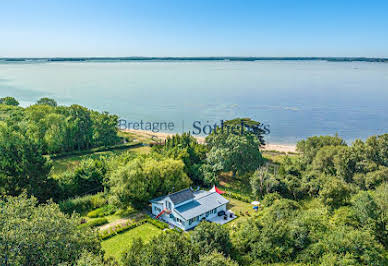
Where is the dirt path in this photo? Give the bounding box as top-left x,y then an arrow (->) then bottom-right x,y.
98,218 -> 131,231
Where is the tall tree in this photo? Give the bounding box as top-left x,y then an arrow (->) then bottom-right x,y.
205,131 -> 263,178
0,122 -> 53,201
109,156 -> 191,208
36,97 -> 57,107
0,96 -> 19,106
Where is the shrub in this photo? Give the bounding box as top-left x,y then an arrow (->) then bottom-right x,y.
59,193 -> 106,215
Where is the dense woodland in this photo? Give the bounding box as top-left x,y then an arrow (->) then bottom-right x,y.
0,97 -> 387,265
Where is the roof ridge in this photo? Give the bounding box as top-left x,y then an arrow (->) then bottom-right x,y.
167,187 -> 191,196
195,191 -> 217,200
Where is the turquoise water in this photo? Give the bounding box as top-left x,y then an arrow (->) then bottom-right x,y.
1,60 -> 388,144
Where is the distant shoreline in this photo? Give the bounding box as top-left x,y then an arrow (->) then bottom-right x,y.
122,129 -> 297,153
1,56 -> 388,63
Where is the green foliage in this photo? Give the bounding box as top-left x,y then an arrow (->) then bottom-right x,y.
75,251 -> 105,266
121,232 -> 198,266
0,122 -> 54,202
59,158 -> 107,198
296,135 -> 347,164
0,194 -> 103,265
2,102 -> 120,155
87,204 -> 117,218
191,221 -> 232,256
80,217 -> 108,229
153,133 -> 208,185
198,251 -> 238,266
319,175 -> 352,209
109,156 -> 191,208
0,96 -> 19,106
261,192 -> 282,207
36,97 -> 57,107
250,166 -> 279,199
59,193 -> 107,215
223,118 -> 267,146
205,130 -> 263,181
224,191 -> 251,203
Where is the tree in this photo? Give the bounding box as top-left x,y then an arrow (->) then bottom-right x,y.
250,166 -> 278,199
198,251 -> 238,266
191,221 -> 232,256
60,158 -> 107,198
36,97 -> 57,107
0,96 -> 19,106
153,133 -> 208,185
296,135 -> 346,164
68,105 -> 93,151
0,122 -> 53,202
91,111 -> 120,147
223,118 -> 267,146
43,113 -> 67,154
319,176 -> 352,209
315,227 -> 386,265
372,183 -> 388,247
205,131 -> 263,177
109,156 -> 191,208
0,194 -> 102,265
121,233 -> 198,266
350,191 -> 386,246
312,145 -> 346,176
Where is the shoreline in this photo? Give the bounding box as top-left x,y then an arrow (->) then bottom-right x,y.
121,129 -> 297,153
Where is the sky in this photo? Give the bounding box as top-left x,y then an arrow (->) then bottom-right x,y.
1,0 -> 388,57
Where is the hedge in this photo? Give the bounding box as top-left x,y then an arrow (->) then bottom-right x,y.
50,143 -> 142,160
99,216 -> 169,240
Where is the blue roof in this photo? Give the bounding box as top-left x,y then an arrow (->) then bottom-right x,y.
174,191 -> 229,220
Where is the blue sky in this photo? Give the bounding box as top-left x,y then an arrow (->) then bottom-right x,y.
1,0 -> 387,57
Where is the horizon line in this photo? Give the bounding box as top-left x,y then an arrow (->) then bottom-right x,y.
1,56 -> 388,63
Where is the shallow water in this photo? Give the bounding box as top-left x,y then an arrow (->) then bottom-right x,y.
1,60 -> 388,144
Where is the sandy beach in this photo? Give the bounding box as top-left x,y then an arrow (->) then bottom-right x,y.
122,129 -> 297,153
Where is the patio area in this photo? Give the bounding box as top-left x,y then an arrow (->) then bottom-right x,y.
208,210 -> 236,225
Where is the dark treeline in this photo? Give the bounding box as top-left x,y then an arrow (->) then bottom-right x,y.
1,57 -> 387,62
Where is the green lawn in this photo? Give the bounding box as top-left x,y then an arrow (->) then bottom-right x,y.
225,196 -> 258,227
102,223 -> 163,261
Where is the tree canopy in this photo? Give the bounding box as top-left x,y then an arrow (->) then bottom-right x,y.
0,194 -> 103,265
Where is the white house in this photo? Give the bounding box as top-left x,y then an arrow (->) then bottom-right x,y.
150,187 -> 229,230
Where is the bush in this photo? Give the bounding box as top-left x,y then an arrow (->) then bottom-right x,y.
87,204 -> 117,218
59,193 -> 106,215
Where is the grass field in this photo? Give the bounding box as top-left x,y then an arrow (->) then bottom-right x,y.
102,223 -> 162,261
